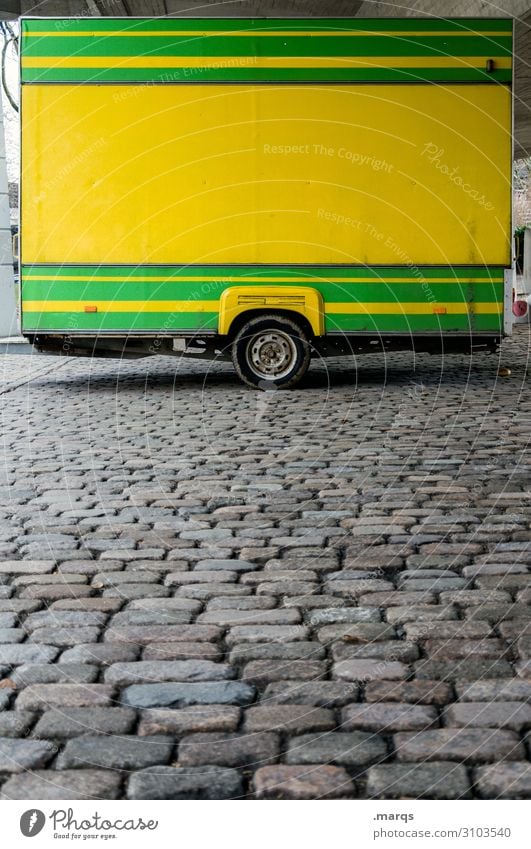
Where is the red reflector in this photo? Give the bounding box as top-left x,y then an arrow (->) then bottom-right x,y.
513,300 -> 528,317
433,307 -> 447,315
84,306 -> 98,313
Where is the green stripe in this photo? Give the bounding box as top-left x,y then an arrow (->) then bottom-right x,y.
21,67 -> 512,84
22,312 -> 219,332
22,311 -> 501,334
326,313 -> 502,332
22,35 -> 512,58
21,264 -> 506,280
22,18 -> 513,34
21,281 -> 503,304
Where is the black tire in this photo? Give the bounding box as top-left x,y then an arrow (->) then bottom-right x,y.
231,313 -> 311,390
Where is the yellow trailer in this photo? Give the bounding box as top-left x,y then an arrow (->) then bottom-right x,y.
20,16 -> 513,387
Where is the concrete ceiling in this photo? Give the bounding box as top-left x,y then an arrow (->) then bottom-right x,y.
5,0 -> 531,154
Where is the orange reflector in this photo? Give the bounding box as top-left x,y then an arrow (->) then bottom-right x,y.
84,305 -> 98,313
433,306 -> 447,315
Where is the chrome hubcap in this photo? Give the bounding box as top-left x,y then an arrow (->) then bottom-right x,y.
246,330 -> 298,380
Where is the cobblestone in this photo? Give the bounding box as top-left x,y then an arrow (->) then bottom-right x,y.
474,763 -> 531,799
263,681 -> 358,707
0,332 -> 530,798
394,729 -> 524,762
57,735 -> 174,770
33,707 -> 136,739
0,738 -> 56,772
178,732 -> 279,768
253,764 -> 354,799
11,663 -> 99,687
137,706 -> 241,735
127,765 -> 244,799
285,731 -> 387,766
1,769 -> 123,799
244,705 -> 335,733
367,763 -> 471,799
121,681 -> 255,708
16,684 -> 116,711
342,703 -> 437,732
104,660 -> 233,686
333,660 -> 409,682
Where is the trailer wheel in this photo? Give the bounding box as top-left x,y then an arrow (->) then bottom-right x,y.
231,314 -> 311,389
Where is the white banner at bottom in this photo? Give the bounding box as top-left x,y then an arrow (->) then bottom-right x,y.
2,799 -> 528,849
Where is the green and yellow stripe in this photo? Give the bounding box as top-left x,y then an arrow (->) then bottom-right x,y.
21,16 -> 512,84
21,263 -> 505,335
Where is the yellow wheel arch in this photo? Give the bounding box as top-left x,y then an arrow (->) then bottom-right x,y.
218,286 -> 325,337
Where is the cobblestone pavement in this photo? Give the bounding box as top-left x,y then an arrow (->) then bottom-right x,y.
0,328 -> 530,800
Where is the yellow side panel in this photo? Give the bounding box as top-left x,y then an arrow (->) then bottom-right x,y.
22,84 -> 511,266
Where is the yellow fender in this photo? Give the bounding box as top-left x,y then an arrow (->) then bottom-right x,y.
218,286 -> 325,337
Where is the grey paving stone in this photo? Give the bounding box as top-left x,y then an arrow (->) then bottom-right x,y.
104,625 -> 221,644
108,610 -> 193,626
244,705 -> 335,733
178,731 -> 279,768
0,561 -> 55,574
253,764 -> 354,799
104,660 -> 233,686
128,597 -> 201,612
59,645 -> 140,665
138,706 -> 241,736
0,613 -> 17,628
443,702 -> 531,731
16,684 -> 116,711
262,681 -> 359,707
424,639 -> 506,659
57,735 -> 174,770
0,738 -> 56,772
33,707 -> 136,739
142,643 -> 222,662
365,680 -> 453,705
11,664 -> 99,687
0,711 -> 35,737
333,660 -> 409,682
127,765 -> 244,799
197,609 -> 301,626
242,660 -> 326,686
342,703 -> 437,732
386,605 -> 458,625
414,658 -> 513,682
307,608 -> 381,626
367,762 -> 471,799
1,769 -> 123,799
456,679 -> 531,702
394,729 -> 524,763
166,570 -> 237,585
23,611 -> 108,631
121,681 -> 255,709
0,629 -> 24,643
332,641 -> 419,663
0,645 -> 59,665
103,584 -> 170,600
285,731 -> 386,766
194,559 -> 259,571
28,627 -> 102,646
226,625 -> 309,645
207,596 -> 276,611
50,598 -> 124,612
475,763 -> 531,799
